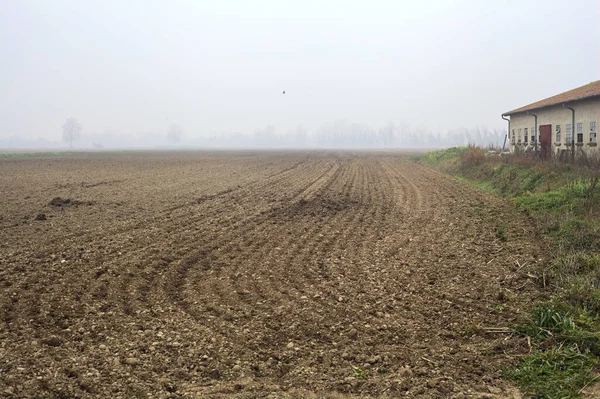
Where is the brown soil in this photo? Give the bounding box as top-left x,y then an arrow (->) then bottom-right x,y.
0,150 -> 545,398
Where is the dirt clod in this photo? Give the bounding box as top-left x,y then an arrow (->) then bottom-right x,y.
366,355 -> 382,364
398,366 -> 413,377
34,213 -> 47,221
123,357 -> 140,366
49,197 -> 73,207
41,335 -> 61,347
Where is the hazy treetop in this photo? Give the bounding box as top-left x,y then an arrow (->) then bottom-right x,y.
1,0 -> 598,142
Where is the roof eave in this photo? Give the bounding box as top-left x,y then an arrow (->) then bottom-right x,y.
502,94 -> 600,117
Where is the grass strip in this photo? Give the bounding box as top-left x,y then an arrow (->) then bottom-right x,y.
416,146 -> 600,398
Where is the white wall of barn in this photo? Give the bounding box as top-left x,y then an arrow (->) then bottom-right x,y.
507,97 -> 600,153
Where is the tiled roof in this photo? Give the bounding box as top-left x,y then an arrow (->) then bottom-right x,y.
503,80 -> 600,116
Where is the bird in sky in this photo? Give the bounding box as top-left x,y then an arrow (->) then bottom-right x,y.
283,90 -> 286,94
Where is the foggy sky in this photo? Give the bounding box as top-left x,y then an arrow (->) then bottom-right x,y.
1,0 -> 599,143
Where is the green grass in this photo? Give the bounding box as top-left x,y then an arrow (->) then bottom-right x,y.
504,346 -> 597,399
413,146 -> 467,168
509,304 -> 600,398
454,175 -> 495,193
351,365 -> 369,379
496,223 -> 508,242
515,181 -> 597,218
417,147 -> 600,398
491,305 -> 506,313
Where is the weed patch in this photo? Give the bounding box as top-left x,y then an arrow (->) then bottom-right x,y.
414,146 -> 467,168
504,346 -> 597,399
496,223 -> 508,242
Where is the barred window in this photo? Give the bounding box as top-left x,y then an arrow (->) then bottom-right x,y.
556,125 -> 561,143
524,128 -> 528,143
531,127 -> 536,142
591,121 -> 597,143
566,124 -> 572,143
577,123 -> 583,143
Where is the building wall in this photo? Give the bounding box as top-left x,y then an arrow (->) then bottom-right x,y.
508,97 -> 600,153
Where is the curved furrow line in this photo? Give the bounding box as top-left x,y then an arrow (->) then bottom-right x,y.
400,161 -> 475,220
268,160 -> 383,322
62,153 -> 322,255
289,159 -> 339,201
382,158 -> 426,212
91,158 -> 338,317
93,155 -> 331,334
343,158 -> 413,302
372,159 -> 419,260
152,161 -> 351,348
176,158 -> 359,349
6,155 -> 289,323
238,160 -> 364,345
375,159 -> 478,300
323,159 -> 391,301
378,158 -> 411,214
35,154 -> 313,248
195,159 -> 349,315
154,158 -> 345,321
378,159 -> 413,213
356,158 -> 410,278
271,159 -> 361,296
318,167 -> 375,297
194,158 -> 416,352
380,158 -> 443,240
379,160 -> 452,260
298,158 -> 427,355
398,158 -> 460,203
285,157 -> 401,346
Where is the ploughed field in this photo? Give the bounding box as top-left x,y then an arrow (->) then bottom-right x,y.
0,151 -> 543,398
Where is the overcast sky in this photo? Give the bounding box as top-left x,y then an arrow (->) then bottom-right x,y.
1,0 -> 599,141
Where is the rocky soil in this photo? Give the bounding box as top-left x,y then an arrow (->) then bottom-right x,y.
0,151 -> 545,398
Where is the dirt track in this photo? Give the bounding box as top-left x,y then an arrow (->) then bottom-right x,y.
0,151 -> 544,398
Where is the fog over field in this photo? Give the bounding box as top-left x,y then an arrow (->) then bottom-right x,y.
1,0 -> 598,149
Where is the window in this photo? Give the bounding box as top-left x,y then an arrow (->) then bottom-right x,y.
577,122 -> 583,143
591,121 -> 597,143
512,129 -> 516,143
524,128 -> 528,143
518,128 -> 522,143
566,124 -> 572,143
531,127 -> 536,143
556,125 -> 561,143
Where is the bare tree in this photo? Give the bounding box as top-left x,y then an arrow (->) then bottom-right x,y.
62,118 -> 82,147
167,124 -> 182,143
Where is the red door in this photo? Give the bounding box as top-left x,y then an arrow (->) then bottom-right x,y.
539,124 -> 552,160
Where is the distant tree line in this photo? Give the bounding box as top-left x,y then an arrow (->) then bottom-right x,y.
37,118 -> 504,149
204,122 -> 506,148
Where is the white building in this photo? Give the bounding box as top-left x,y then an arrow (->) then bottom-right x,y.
502,80 -> 600,155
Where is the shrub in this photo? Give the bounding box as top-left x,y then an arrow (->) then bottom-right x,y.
459,145 -> 486,168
